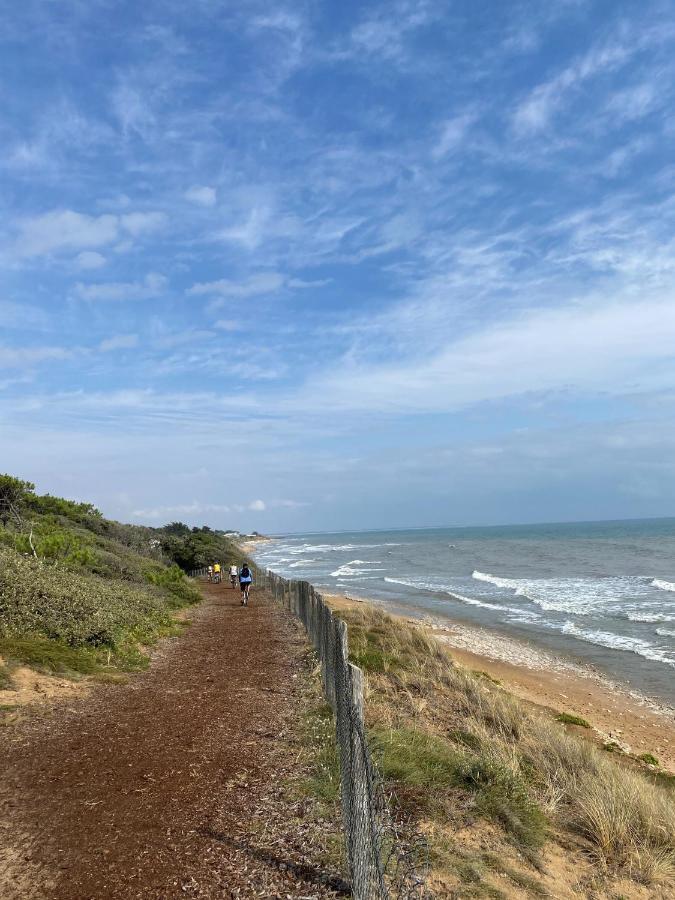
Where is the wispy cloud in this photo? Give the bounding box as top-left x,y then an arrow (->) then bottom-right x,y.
75,273 -> 167,302
4,0 -> 675,529
184,185 -> 217,207
99,334 -> 139,352
10,209 -> 165,259
187,272 -> 284,299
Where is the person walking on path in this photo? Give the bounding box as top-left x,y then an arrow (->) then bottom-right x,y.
239,564 -> 253,606
229,563 -> 238,589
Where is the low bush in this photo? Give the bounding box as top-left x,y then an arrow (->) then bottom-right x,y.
0,550 -> 183,668
639,752 -> 660,767
145,565 -> 201,606
556,712 -> 591,728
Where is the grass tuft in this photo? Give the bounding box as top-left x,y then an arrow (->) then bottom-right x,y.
299,701 -> 341,806
371,727 -> 546,850
638,753 -> 660,767
0,637 -> 99,675
332,601 -> 675,891
556,712 -> 591,728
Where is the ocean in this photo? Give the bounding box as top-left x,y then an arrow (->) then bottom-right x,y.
250,518 -> 675,705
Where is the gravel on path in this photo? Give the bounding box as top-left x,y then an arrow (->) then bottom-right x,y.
0,581 -> 346,899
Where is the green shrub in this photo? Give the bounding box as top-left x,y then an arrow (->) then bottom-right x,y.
639,753 -> 660,767
145,565 -> 201,606
0,550 -> 176,655
0,474 -> 34,525
556,712 -> 591,728
25,492 -> 101,523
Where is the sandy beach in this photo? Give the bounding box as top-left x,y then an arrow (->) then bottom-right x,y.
325,592 -> 675,774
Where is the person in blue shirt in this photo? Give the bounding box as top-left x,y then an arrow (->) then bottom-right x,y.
239,564 -> 253,606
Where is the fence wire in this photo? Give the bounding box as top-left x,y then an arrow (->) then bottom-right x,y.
190,564 -> 429,898
256,568 -> 429,900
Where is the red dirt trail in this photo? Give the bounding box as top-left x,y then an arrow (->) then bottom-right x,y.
0,582 -> 346,899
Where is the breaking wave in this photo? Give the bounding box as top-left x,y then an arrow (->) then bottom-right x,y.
652,579 -> 675,593
384,576 -> 536,618
561,622 -> 675,666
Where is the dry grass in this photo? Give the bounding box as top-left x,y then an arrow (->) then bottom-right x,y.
336,603 -> 675,892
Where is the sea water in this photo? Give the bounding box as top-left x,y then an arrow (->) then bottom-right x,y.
251,519 -> 675,705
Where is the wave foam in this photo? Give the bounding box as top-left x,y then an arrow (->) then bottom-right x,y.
626,612 -> 675,623
472,570 -> 519,590
384,576 -> 538,619
331,560 -> 386,578
652,579 -> 675,593
471,570 -> 674,618
561,622 -> 675,666
656,627 -> 675,638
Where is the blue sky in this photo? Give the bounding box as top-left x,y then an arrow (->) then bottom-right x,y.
2,0 -> 675,533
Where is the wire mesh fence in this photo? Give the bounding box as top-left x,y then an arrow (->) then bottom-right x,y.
190,563 -> 428,898
257,568 -> 429,900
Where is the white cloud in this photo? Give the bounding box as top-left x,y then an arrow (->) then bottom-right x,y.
132,500 -> 231,520
120,211 -> 167,236
250,11 -> 304,33
513,39 -> 634,134
248,499 -> 266,511
346,0 -> 436,63
605,82 -> 659,123
111,80 -> 156,139
76,251 -> 107,270
217,207 -> 271,251
99,334 -> 139,352
293,292 -> 675,415
12,209 -> 166,259
0,345 -> 70,370
14,210 -> 118,258
213,319 -> 242,331
188,272 -> 284,298
76,273 -> 167,302
432,113 -> 476,159
287,277 -> 331,289
184,185 -> 217,207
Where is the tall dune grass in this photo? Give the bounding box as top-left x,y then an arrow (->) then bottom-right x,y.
338,604 -> 675,890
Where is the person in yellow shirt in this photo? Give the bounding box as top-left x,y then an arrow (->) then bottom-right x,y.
213,562 -> 221,584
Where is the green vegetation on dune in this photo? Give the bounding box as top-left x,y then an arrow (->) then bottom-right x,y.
335,603 -> 675,893
0,473 -> 242,682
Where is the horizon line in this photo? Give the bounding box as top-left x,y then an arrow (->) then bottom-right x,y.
268,513 -> 675,538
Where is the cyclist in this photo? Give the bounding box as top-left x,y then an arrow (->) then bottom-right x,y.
213,562 -> 221,584
207,564 -> 213,582
229,563 -> 238,588
239,564 -> 253,606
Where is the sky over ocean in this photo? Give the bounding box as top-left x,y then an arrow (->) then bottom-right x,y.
2,1 -> 675,532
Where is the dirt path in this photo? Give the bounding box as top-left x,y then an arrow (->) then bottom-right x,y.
0,582 -> 346,899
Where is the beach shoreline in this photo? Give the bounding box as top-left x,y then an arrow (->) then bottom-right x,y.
320,589 -> 675,774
